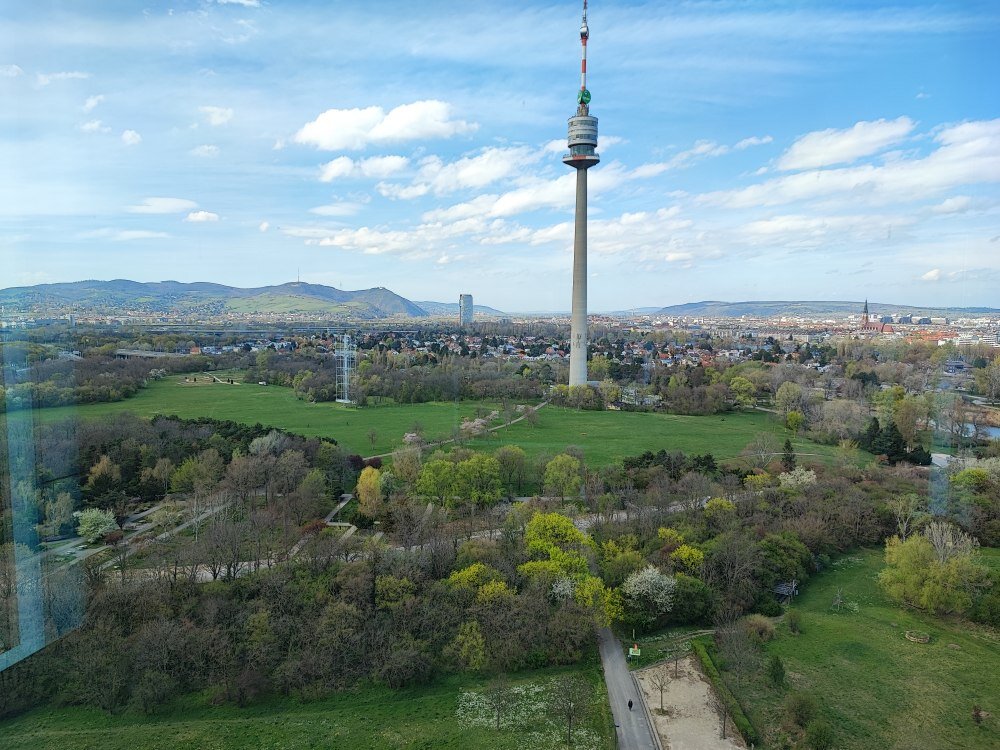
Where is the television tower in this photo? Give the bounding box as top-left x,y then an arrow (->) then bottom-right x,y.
564,0 -> 599,387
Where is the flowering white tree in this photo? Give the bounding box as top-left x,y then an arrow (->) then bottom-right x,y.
620,565 -> 676,628
778,467 -> 817,488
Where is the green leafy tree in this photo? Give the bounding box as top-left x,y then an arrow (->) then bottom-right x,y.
543,454 -> 583,499
415,459 -> 454,505
452,454 -> 503,510
729,376 -> 756,410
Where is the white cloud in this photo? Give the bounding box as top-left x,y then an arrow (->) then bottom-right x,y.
190,144 -> 220,158
200,106 -> 233,126
127,197 -> 198,214
777,116 -> 915,171
309,202 -> 365,217
79,228 -> 169,241
701,118 -> 1000,209
185,210 -> 220,222
921,268 -> 942,281
36,71 -> 89,86
80,120 -> 110,133
217,0 -> 260,6
294,100 -> 476,151
121,129 -> 142,145
930,196 -> 972,214
83,94 -> 104,112
1,65 -> 24,77
735,135 -> 773,150
258,221 -> 270,232
319,155 -> 409,182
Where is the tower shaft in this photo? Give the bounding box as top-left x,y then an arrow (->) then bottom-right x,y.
569,168 -> 589,386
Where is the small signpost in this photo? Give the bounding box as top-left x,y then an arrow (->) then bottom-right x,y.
627,643 -> 641,664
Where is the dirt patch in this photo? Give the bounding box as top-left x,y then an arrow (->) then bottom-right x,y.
635,655 -> 746,750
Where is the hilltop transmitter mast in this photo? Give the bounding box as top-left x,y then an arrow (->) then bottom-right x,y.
564,0 -> 599,387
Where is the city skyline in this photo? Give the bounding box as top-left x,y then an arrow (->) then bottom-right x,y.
3,0 -> 999,312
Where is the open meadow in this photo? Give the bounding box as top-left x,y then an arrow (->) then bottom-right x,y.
32,373 -> 841,467
0,663 -> 613,750
737,548 -> 1000,749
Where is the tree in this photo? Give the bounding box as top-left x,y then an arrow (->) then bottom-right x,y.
356,465 -> 383,519
452,454 -> 503,510
75,508 -> 118,543
620,566 -> 676,629
551,674 -> 592,747
415,459 -> 455,506
650,668 -> 670,711
740,433 -> 779,471
729,376 -> 755,410
84,455 -> 121,502
543,454 -> 583,499
775,381 -> 803,418
495,445 -> 527,497
367,428 -> 378,452
485,674 -> 513,731
785,410 -> 805,435
887,493 -> 924,541
781,438 -> 796,472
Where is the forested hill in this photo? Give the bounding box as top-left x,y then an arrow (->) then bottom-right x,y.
0,280 -> 464,319
656,300 -> 1000,318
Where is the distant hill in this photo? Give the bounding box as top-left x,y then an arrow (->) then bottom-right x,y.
655,300 -> 1000,318
0,280 -> 429,318
414,301 -> 506,317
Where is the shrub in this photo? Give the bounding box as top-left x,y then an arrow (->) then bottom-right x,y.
806,719 -> 835,750
691,639 -> 760,746
785,691 -> 818,728
754,594 -> 783,617
743,613 -> 776,642
786,609 -> 802,634
767,654 -> 785,685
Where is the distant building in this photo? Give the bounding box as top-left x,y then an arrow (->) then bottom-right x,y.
859,299 -> 894,335
459,294 -> 474,325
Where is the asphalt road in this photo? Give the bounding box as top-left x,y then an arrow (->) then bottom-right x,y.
597,627 -> 659,750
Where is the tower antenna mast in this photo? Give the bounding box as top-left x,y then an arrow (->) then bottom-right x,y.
563,0 -> 599,387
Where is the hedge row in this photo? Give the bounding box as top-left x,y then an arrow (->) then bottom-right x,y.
691,638 -> 760,746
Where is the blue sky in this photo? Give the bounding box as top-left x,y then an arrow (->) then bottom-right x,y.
2,0 -> 999,312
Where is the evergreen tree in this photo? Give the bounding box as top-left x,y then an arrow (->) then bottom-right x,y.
782,439 -> 796,472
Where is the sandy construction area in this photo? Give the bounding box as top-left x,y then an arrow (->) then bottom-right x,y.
635,655 -> 746,750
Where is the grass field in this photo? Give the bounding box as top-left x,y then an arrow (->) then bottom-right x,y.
33,374 -> 494,457
465,406 -> 839,467
737,548 -> 1000,749
0,664 -> 613,750
32,373 -> 839,466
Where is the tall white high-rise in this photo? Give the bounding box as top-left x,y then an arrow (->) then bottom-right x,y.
563,0 -> 599,387
459,294 -> 474,325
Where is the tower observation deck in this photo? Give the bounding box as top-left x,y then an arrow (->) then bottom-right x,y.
564,0 -> 599,387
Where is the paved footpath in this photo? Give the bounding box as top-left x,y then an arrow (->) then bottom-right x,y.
597,627 -> 659,750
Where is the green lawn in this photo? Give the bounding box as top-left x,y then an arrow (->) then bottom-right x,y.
33,375 -> 494,457
0,664 -> 613,750
31,374 -> 838,467
466,405 -> 839,466
738,548 -> 1000,749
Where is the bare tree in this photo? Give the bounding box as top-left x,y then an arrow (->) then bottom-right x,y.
740,432 -> 779,472
649,668 -> 670,712
924,520 -> 978,564
485,673 -> 513,731
708,689 -> 731,740
888,493 -> 924,540
551,674 -> 592,747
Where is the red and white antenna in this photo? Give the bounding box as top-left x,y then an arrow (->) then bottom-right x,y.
579,0 -> 591,110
